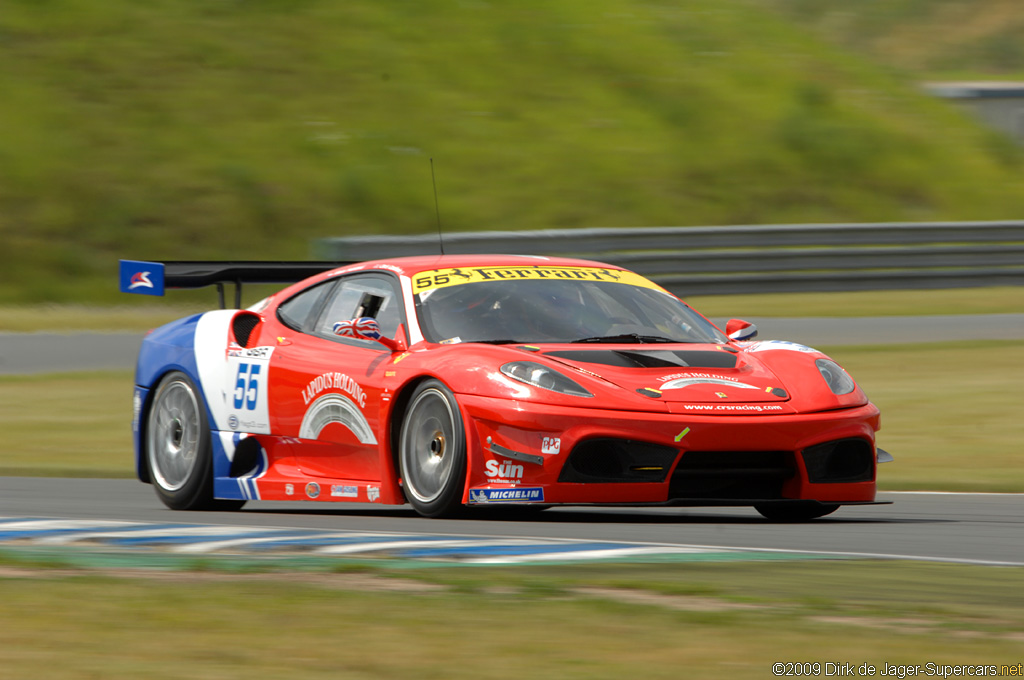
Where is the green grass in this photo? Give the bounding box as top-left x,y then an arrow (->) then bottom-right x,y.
761,0 -> 1024,81
0,304 -> 209,333
0,371 -> 134,478
0,559 -> 1022,678
831,340 -> 1024,491
1,340 -> 1022,490
3,0 -> 1024,304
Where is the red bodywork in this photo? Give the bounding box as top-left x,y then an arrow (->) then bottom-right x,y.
154,255 -> 882,513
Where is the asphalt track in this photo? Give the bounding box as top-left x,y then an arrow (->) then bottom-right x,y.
1,478 -> 1022,566
1,314 -> 1022,374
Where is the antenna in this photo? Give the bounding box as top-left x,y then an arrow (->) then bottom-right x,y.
430,158 -> 445,255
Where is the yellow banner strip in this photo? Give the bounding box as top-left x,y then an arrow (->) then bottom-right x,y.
411,266 -> 664,295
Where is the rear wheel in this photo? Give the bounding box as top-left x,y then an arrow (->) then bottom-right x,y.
755,502 -> 838,521
146,371 -> 244,511
399,380 -> 467,518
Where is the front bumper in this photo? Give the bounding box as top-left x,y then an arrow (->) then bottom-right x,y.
458,394 -> 880,506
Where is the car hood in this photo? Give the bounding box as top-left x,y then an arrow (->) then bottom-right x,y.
539,346 -> 789,404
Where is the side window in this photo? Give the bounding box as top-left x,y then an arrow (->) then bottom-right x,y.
313,274 -> 401,341
277,280 -> 334,332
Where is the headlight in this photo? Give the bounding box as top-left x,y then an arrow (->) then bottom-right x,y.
816,358 -> 856,395
500,361 -> 593,397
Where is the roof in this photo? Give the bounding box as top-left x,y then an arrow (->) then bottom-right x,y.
328,253 -> 625,278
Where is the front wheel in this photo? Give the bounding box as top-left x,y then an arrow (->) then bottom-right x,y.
399,380 -> 467,518
146,371 -> 243,511
755,502 -> 839,522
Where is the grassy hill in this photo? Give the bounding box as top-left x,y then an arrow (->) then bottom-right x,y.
758,0 -> 1024,80
2,0 -> 1023,303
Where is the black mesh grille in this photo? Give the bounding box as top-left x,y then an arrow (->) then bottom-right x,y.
802,438 -> 874,483
669,450 -> 795,500
232,313 -> 260,348
558,439 -> 679,483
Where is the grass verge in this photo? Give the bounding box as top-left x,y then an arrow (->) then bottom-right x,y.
0,371 -> 134,478
0,304 -> 208,333
0,557 -> 1022,678
828,340 -> 1024,491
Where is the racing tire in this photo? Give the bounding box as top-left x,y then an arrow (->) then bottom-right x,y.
755,502 -> 839,522
146,371 -> 244,512
399,379 -> 467,518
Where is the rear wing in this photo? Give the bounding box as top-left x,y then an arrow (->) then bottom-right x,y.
119,260 -> 352,308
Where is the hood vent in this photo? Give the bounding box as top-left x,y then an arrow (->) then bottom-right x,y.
544,349 -> 737,369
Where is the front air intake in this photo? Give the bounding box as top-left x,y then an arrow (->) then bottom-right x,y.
558,439 -> 679,483
802,438 -> 874,483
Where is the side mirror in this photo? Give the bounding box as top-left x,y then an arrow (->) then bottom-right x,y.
333,317 -> 408,352
725,318 -> 758,341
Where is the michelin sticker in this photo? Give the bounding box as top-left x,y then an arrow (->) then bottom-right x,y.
469,488 -> 545,504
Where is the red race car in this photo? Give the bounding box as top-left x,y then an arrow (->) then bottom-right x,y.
121,255 -> 891,520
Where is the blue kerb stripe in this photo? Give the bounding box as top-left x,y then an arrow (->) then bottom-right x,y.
105,531 -> 294,546
398,542 -> 630,558
0,519 -> 735,564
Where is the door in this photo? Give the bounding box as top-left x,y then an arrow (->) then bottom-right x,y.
269,272 -> 405,482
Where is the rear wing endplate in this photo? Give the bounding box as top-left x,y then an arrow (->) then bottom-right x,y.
119,260 -> 352,308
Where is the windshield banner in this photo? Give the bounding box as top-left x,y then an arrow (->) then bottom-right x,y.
412,266 -> 664,295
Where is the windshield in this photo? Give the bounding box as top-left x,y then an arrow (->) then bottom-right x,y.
414,273 -> 726,345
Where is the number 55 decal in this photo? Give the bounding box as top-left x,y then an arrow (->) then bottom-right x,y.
233,362 -> 262,411
223,347 -> 274,434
